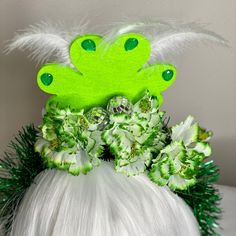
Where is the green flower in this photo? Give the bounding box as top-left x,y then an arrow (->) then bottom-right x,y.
36,95 -> 210,184
148,116 -> 212,190
35,103 -> 105,175
103,92 -> 168,176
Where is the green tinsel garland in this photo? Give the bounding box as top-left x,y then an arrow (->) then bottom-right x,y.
0,125 -> 221,235
0,125 -> 46,234
175,160 -> 221,236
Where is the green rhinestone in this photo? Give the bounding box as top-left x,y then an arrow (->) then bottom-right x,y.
162,70 -> 174,81
41,73 -> 53,86
81,39 -> 96,51
124,38 -> 138,51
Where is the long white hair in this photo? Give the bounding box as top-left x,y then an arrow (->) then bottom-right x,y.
10,161 -> 200,236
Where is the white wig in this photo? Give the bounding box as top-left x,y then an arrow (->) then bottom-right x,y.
10,161 -> 199,236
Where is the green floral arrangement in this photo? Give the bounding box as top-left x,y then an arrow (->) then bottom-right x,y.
36,91 -> 213,193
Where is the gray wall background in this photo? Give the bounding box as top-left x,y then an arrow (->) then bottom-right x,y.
0,0 -> 235,186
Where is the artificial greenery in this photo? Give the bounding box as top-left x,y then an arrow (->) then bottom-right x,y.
175,160 -> 221,236
0,125 -> 46,234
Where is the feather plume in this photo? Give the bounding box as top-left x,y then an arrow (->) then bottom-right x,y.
148,22 -> 228,63
102,20 -> 171,44
4,21 -> 87,65
5,21 -> 228,66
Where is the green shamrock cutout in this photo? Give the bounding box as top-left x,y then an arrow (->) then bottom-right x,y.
37,33 -> 177,111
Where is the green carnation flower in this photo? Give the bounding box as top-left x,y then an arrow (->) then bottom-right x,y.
103,92 -> 168,176
35,103 -> 105,175
148,116 -> 212,190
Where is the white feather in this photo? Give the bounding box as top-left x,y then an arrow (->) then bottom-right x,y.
116,20 -> 171,35
5,21 -> 227,66
5,21 -> 87,65
102,20 -> 171,45
148,22 -> 228,63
